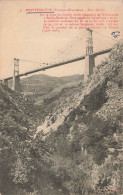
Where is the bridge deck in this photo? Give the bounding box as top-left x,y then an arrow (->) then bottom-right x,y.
93,48 -> 112,56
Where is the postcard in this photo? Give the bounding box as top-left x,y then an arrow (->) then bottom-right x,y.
0,0 -> 123,195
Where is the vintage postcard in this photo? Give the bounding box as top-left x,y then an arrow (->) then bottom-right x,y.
0,0 -> 123,195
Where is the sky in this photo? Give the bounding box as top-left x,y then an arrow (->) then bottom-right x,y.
0,0 -> 123,79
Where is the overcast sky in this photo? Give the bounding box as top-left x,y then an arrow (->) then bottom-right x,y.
0,0 -> 123,79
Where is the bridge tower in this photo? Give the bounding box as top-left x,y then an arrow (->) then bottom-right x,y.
12,58 -> 21,91
84,28 -> 95,80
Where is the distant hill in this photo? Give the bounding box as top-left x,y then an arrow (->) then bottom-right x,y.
20,74 -> 84,95
19,74 -> 84,122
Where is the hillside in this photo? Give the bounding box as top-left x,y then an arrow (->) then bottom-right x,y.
21,74 -> 83,95
0,84 -> 35,194
0,84 -> 64,195
35,41 -> 123,194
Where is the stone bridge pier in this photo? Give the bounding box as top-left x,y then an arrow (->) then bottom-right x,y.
12,75 -> 21,91
3,79 -> 8,86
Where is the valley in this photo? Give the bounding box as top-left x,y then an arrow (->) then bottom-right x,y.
0,41 -> 123,195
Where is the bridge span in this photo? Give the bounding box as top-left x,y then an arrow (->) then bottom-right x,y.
3,28 -> 113,91
4,47 -> 112,81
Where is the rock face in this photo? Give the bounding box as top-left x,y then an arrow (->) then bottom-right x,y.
0,83 -> 36,124
36,41 -> 123,193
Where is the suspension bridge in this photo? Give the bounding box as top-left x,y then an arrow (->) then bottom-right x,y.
3,28 -> 117,91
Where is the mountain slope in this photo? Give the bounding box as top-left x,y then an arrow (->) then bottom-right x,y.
0,83 -> 35,194
35,41 -> 123,194
0,84 -> 61,195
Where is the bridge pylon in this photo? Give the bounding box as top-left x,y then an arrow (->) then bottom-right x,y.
84,28 -> 95,80
12,58 -> 21,91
